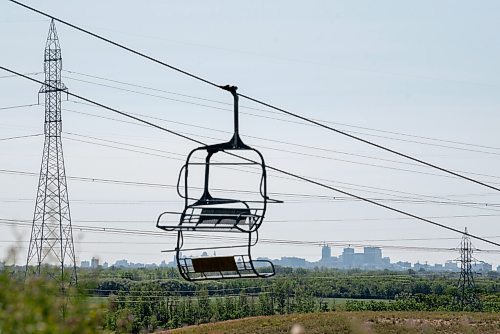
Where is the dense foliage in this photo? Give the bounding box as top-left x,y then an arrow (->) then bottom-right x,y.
77,267 -> 499,333
1,266 -> 498,333
0,271 -> 103,334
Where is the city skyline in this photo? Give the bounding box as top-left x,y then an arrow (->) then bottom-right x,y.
73,245 -> 497,273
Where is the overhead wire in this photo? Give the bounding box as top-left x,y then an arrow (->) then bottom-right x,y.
0,103 -> 39,111
1,219 -> 499,254
59,130 -> 500,212
1,65 -> 499,247
0,71 -> 41,79
64,69 -> 500,154
1,214 -> 499,226
7,0 -> 500,193
2,106 -> 500,211
62,97 -> 500,182
54,107 -> 500,212
3,161 -> 500,214
0,133 -> 42,141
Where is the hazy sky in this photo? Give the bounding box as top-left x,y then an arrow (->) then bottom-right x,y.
1,1 -> 499,268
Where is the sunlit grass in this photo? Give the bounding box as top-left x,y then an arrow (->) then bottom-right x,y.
166,312 -> 500,334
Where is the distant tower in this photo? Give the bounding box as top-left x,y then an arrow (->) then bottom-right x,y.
453,227 -> 481,311
321,243 -> 331,261
25,20 -> 76,286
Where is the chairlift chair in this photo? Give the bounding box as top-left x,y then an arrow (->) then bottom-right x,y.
157,85 -> 279,281
173,229 -> 275,281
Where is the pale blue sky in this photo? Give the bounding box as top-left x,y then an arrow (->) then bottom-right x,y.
1,1 -> 499,267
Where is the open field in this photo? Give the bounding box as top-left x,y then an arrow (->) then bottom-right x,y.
164,312 -> 500,334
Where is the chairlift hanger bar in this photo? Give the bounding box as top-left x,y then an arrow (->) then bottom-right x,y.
8,0 -> 500,194
1,65 -> 499,248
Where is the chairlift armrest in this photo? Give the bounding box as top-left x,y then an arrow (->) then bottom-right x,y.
156,211 -> 182,231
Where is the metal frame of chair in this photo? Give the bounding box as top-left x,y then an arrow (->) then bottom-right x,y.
156,85 -> 278,281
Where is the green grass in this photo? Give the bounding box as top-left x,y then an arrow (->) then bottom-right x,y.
162,312 -> 500,334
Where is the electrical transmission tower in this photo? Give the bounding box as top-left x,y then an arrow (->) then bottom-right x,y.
453,227 -> 481,311
25,19 -> 77,286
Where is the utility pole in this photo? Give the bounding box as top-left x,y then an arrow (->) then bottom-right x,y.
25,19 -> 77,287
453,227 -> 481,311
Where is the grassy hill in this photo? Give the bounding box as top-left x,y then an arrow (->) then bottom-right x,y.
163,312 -> 500,334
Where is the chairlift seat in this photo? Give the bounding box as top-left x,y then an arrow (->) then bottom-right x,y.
178,255 -> 275,281
157,205 -> 263,232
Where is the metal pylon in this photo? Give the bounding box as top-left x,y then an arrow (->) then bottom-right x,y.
453,227 -> 481,311
25,19 -> 76,286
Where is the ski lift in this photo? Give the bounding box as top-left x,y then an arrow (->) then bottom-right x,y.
157,85 -> 280,281
172,230 -> 275,281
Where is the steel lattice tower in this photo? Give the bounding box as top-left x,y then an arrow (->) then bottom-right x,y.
25,19 -> 76,285
453,227 -> 481,311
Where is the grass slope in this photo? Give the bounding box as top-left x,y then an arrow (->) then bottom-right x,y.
163,312 -> 500,334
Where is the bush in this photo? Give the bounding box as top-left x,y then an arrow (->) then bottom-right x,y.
0,271 -> 104,334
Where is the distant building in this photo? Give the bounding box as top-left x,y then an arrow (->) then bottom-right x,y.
338,247 -> 387,269
395,261 -> 412,270
434,263 -> 443,271
473,262 -> 492,272
364,247 -> 382,265
341,248 -> 355,267
277,257 -> 307,268
114,259 -> 129,268
80,260 -> 90,268
91,257 -> 99,269
444,261 -> 459,272
414,262 -> 431,271
321,244 -> 331,261
102,262 -> 108,269
497,265 -> 500,272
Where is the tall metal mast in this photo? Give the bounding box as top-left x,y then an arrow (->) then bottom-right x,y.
453,227 -> 481,311
25,19 -> 76,286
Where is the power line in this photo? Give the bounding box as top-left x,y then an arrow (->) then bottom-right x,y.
63,96 -> 500,182
1,235 -> 500,246
2,219 -> 499,254
0,133 -> 42,142
1,66 -> 499,247
64,69 -> 500,154
0,71 -> 41,79
0,103 -> 39,111
8,0 -> 221,89
3,168 -> 500,211
56,108 -> 500,212
3,168 -> 500,209
240,93 -> 500,193
7,0 -> 500,193
3,103 -> 500,210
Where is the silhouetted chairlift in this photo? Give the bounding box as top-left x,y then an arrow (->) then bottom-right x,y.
157,85 -> 279,281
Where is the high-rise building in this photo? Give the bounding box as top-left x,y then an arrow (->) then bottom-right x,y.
321,244 -> 331,261
445,261 -> 459,272
472,262 -> 492,272
364,247 -> 382,265
342,247 -> 355,267
91,257 -> 99,269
